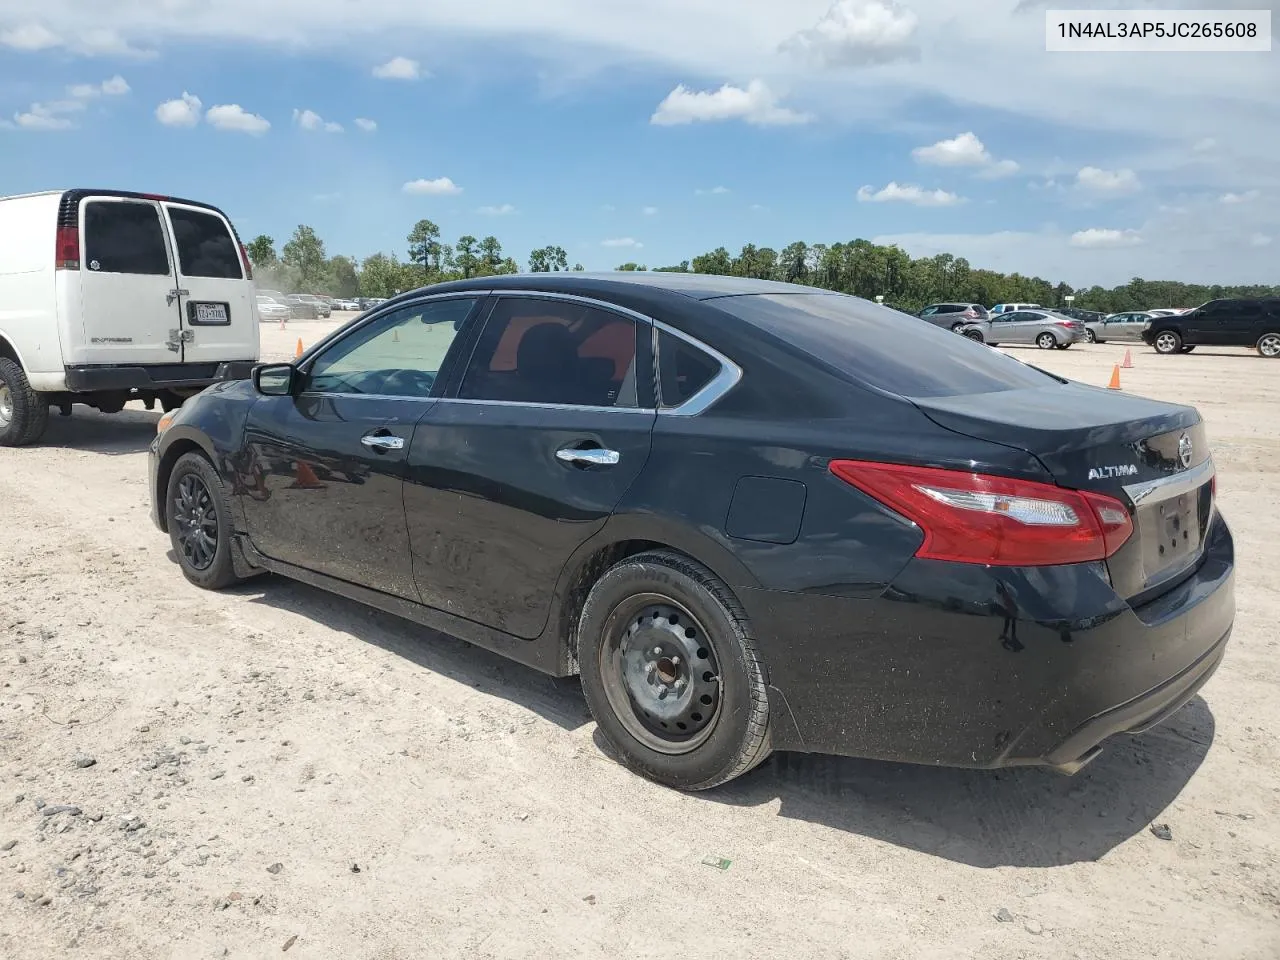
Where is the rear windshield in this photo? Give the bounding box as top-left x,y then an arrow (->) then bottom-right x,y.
167,207 -> 243,279
709,293 -> 1057,398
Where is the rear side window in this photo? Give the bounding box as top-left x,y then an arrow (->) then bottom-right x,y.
936,304 -> 962,314
658,330 -> 719,408
167,207 -> 243,279
458,297 -> 639,408
710,293 -> 1056,399
83,201 -> 170,276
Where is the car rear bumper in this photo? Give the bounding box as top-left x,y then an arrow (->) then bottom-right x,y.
742,509 -> 1235,771
64,362 -> 256,392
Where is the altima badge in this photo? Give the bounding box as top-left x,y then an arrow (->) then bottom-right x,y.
1088,464 -> 1139,480
1178,432 -> 1193,468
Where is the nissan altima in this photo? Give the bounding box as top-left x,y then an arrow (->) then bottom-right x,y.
149,273 -> 1234,790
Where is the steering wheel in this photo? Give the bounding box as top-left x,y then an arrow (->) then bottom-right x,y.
382,369 -> 435,396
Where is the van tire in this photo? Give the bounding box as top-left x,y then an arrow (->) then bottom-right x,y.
0,357 -> 50,447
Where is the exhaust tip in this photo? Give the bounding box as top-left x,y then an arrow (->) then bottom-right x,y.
1048,745 -> 1103,776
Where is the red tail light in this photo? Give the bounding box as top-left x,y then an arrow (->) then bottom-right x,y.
829,460 -> 1133,566
55,225 -> 80,270
962,308 -> 978,318
239,242 -> 253,280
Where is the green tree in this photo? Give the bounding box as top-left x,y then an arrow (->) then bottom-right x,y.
358,252 -> 402,298
245,235 -> 277,270
654,261 -> 690,272
281,225 -> 327,289
479,236 -> 504,274
529,245 -> 569,272
455,235 -> 479,278
691,246 -> 732,275
325,255 -> 360,298
571,263 -> 585,271
406,219 -> 442,273
616,262 -> 647,271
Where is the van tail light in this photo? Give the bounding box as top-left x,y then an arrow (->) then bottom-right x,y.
828,460 -> 1133,566
239,242 -> 253,280
55,225 -> 80,270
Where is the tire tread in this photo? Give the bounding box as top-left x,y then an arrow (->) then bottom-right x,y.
0,357 -> 49,447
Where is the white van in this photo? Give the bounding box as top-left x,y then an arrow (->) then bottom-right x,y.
989,303 -> 1042,315
0,189 -> 260,446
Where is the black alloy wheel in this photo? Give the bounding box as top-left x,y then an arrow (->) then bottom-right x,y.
166,452 -> 240,590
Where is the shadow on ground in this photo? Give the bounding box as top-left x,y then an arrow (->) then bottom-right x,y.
216,565 -> 1214,870
35,407 -> 160,455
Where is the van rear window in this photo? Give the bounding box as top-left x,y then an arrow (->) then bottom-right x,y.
83,201 -> 170,276
708,292 -> 1058,399
167,207 -> 243,279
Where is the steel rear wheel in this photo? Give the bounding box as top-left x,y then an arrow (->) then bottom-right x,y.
1154,330 -> 1182,354
1258,332 -> 1280,358
166,452 -> 241,590
1085,329 -> 1097,343
578,551 -> 771,790
1036,332 -> 1057,349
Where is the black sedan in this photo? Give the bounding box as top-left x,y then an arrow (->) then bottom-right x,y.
149,273 -> 1235,790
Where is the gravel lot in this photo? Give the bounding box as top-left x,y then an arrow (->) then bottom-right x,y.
2,321 -> 1277,959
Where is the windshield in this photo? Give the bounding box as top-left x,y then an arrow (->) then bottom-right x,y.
708,293 -> 1059,399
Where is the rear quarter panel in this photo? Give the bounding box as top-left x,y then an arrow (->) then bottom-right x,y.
0,195 -> 64,383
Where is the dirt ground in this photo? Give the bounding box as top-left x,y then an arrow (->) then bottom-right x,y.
2,319 -> 1278,960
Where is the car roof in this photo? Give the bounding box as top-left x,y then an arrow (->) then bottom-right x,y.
424,271 -> 830,302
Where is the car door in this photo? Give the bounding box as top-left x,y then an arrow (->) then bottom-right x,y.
160,202 -> 258,365
1184,301 -> 1230,344
1000,311 -> 1035,343
1219,300 -> 1261,345
405,293 -> 657,639
76,196 -> 182,365
240,293 -> 485,599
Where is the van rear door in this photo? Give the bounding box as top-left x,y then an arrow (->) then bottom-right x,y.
78,196 -> 182,365
161,202 -> 259,365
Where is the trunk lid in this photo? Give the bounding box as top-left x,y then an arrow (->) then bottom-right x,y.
912,382 -> 1213,604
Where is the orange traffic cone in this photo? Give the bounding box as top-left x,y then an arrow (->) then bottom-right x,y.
1107,364 -> 1122,390
1121,349 -> 1133,368
295,338 -> 304,358
278,315 -> 286,331
287,460 -> 327,490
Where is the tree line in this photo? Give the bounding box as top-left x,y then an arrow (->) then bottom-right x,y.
244,222 -> 1279,314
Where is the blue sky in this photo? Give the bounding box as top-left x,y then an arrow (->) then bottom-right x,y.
2,0 -> 1277,286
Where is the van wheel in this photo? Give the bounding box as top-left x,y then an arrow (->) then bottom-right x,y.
1257,332 -> 1280,358
166,452 -> 241,590
1153,330 -> 1182,354
0,357 -> 50,447
577,550 -> 772,791
1036,332 -> 1058,349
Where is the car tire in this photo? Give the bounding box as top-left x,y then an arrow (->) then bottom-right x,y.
166,451 -> 242,591
577,550 -> 772,791
1257,332 -> 1280,358
1084,329 -> 1097,343
1153,329 -> 1182,354
962,329 -> 985,343
950,322 -> 967,332
1180,346 -> 1196,354
1056,343 -> 1071,349
0,357 -> 50,447
1036,332 -> 1058,349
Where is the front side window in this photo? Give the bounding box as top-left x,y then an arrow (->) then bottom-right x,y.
83,201 -> 170,276
167,206 -> 243,279
306,297 -> 478,397
458,298 -> 639,408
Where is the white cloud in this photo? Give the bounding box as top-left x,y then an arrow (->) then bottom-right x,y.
856,181 -> 963,207
206,104 -> 270,135
1070,228 -> 1143,248
373,56 -> 422,80
12,107 -> 74,131
782,0 -> 919,67
1075,166 -> 1141,195
478,203 -> 516,215
1250,233 -> 1272,247
912,131 -> 1019,179
695,186 -> 730,195
642,206 -> 658,215
1193,138 -> 1217,152
602,237 -> 642,248
354,117 -> 377,133
156,92 -> 202,128
68,75 -> 130,99
293,108 -> 342,133
651,80 -> 810,126
73,28 -> 154,58
403,177 -> 462,195
749,203 -> 768,211
0,23 -> 61,50
1220,190 -> 1261,205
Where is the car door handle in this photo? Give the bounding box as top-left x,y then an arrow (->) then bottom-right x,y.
361,433 -> 405,451
556,446 -> 620,467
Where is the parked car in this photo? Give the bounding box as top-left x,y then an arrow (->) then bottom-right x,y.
283,295 -> 319,320
958,309 -> 1085,349
990,302 -> 1042,316
149,272 -> 1232,790
333,299 -> 362,312
1142,298 -> 1280,356
256,295 -> 291,323
1148,308 -> 1190,317
0,187 -> 259,446
1085,312 -> 1154,343
1058,307 -> 1105,324
294,294 -> 331,318
917,302 -> 989,331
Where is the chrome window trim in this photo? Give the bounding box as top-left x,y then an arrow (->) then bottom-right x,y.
652,320 -> 743,417
433,397 -> 655,415
1123,456 -> 1215,506
293,392 -> 441,404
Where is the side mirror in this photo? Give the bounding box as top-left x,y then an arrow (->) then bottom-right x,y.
253,363 -> 297,396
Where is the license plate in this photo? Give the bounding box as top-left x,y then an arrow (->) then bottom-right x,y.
190,301 -> 229,324
1139,489 -> 1204,578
